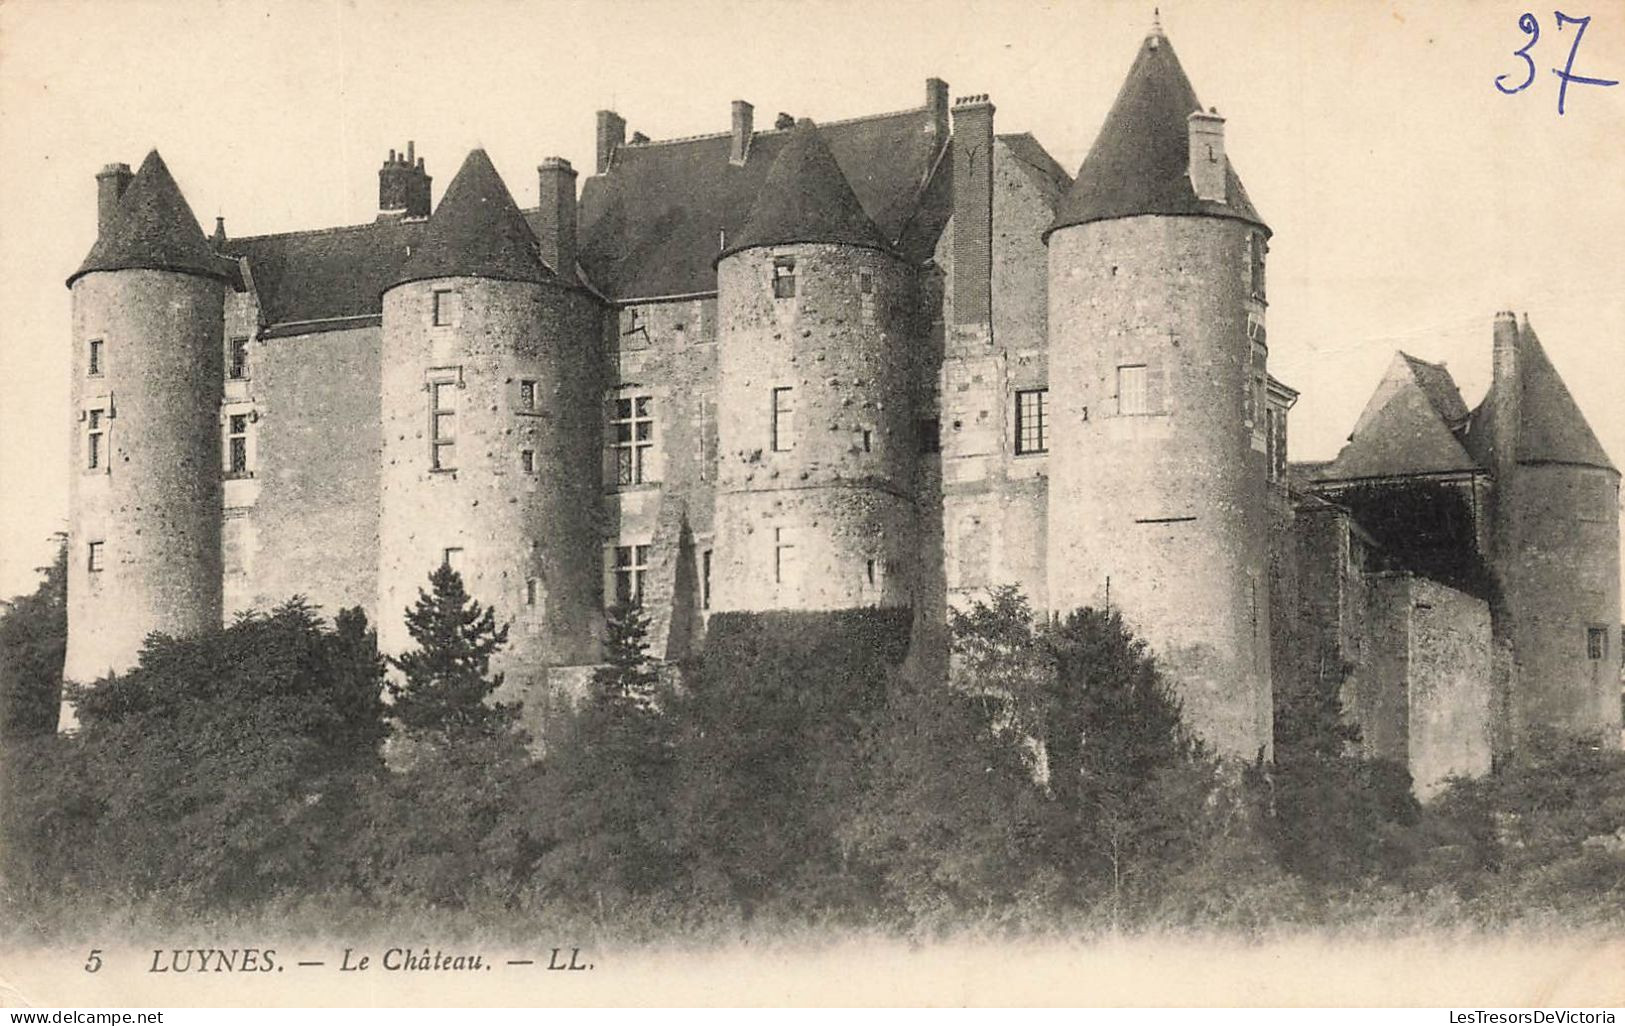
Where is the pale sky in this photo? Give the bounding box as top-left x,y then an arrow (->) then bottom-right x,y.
2,0 -> 1621,598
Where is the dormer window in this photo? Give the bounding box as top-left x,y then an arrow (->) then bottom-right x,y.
773,257 -> 797,299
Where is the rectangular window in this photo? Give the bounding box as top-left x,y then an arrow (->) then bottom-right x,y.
228,337 -> 249,380
1587,627 -> 1607,660
1117,365 -> 1148,416
865,558 -> 877,586
518,379 -> 537,411
227,414 -> 249,475
526,578 -> 539,606
613,544 -> 649,606
520,449 -> 536,474
774,527 -> 799,587
701,548 -> 712,609
442,547 -> 464,572
859,270 -> 875,325
1250,232 -> 1268,301
697,396 -> 717,481
86,408 -> 105,470
773,257 -> 797,298
432,289 -> 460,327
610,395 -> 654,485
771,387 -> 795,452
1015,388 -> 1048,454
431,380 -> 458,470
88,339 -> 104,377
87,541 -> 104,573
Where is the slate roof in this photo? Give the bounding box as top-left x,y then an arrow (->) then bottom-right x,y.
719,119 -> 895,260
999,132 -> 1073,203
393,149 -> 552,289
226,219 -> 424,329
1464,319 -> 1615,472
1400,352 -> 1470,426
1046,28 -> 1266,239
69,150 -> 231,286
1316,355 -> 1481,482
573,105 -> 942,298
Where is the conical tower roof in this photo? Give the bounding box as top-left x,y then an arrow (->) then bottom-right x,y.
1512,320 -> 1614,471
68,150 -> 228,286
391,148 -> 552,289
719,119 -> 894,260
1046,26 -> 1266,239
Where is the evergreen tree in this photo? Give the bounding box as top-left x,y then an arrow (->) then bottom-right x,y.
389,563 -> 516,740
0,535 -> 67,739
536,602 -> 676,907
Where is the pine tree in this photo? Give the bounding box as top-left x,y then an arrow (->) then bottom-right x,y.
591,602 -> 659,710
389,563 -> 515,740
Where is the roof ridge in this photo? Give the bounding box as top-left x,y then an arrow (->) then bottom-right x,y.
620,105 -> 925,152
230,218 -> 425,244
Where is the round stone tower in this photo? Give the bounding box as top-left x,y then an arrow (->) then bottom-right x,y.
1043,25 -> 1274,759
712,119 -> 918,613
62,151 -> 228,724
378,149 -> 601,689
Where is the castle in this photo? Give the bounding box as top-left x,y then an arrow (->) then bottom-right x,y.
61,23 -> 1621,793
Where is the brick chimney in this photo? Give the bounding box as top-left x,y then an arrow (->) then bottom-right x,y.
730,100 -> 754,165
951,94 -> 995,328
378,142 -> 432,219
926,77 -> 949,155
596,110 -> 626,174
536,157 -> 578,280
96,163 -> 133,236
1187,107 -> 1226,203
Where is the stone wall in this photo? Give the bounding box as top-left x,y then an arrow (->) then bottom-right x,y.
377,276 -> 604,693
1046,214 -> 1271,759
64,270 -> 224,712
713,244 -> 921,613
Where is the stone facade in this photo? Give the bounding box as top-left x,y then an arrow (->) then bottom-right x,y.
61,25 -> 1620,792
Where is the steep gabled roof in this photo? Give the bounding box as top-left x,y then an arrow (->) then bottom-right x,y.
392,149 -> 551,289
719,119 -> 894,260
574,105 -> 942,298
1046,28 -> 1266,239
1509,320 -> 1613,470
998,132 -> 1073,203
1399,352 -> 1470,426
226,219 -> 425,329
1317,355 -> 1481,482
69,150 -> 230,286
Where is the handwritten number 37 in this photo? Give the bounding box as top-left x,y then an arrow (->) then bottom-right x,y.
1496,11 -> 1619,114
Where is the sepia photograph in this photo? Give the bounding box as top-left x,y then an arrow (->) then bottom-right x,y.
0,0 -> 1622,1011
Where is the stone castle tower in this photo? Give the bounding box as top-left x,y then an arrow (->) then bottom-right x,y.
60,22 -> 1619,781
1044,25 -> 1274,759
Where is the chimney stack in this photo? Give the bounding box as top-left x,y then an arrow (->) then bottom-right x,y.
596,110 -> 626,174
774,112 -> 795,130
950,94 -> 995,328
536,157 -> 579,280
1490,310 -> 1521,475
96,163 -> 134,236
926,77 -> 950,155
730,100 -> 754,165
378,143 -> 432,220
1187,107 -> 1226,203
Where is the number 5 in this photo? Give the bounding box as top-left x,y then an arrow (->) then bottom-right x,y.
1495,12 -> 1540,94
84,949 -> 103,973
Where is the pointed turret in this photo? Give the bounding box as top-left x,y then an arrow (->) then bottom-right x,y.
720,119 -> 893,259
1510,320 -> 1614,471
393,148 -> 552,288
1045,24 -> 1266,238
68,150 -> 227,286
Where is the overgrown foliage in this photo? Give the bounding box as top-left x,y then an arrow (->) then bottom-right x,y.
0,536 -> 66,740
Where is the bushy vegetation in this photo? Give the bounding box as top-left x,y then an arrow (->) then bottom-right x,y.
2,565 -> 1622,941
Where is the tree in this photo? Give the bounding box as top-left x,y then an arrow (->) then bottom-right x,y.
535,603 -> 677,910
0,535 -> 67,740
389,563 -> 516,740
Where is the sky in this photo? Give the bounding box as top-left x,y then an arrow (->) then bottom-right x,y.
1,0 -> 1621,598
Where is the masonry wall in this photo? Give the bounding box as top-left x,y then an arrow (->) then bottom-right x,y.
227,323 -> 381,623
377,277 -> 603,702
64,270 -> 224,706
1046,215 -> 1271,759
1366,574 -> 1493,799
936,139 -> 1054,614
713,244 -> 920,613
602,295 -> 720,661
1502,462 -> 1622,745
